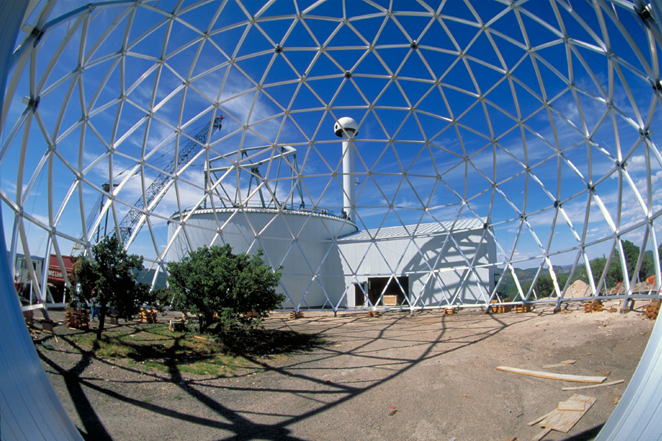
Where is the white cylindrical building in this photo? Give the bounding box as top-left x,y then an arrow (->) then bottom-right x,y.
167,208 -> 358,308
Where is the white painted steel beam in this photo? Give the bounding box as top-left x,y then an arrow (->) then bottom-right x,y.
0,2 -> 83,439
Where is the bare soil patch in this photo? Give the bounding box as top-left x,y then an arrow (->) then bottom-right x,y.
35,302 -> 655,441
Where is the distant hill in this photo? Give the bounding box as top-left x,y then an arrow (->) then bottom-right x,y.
496,265 -> 572,298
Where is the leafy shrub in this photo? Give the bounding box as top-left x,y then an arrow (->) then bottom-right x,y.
72,235 -> 150,339
166,244 -> 284,336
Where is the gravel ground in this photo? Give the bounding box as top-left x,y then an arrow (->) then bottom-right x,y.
34,301 -> 655,441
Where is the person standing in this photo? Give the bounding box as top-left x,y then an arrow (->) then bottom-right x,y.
90,296 -> 100,321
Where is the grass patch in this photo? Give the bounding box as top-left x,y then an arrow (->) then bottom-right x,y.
96,342 -> 136,358
178,362 -> 215,376
64,322 -> 322,378
144,361 -> 168,373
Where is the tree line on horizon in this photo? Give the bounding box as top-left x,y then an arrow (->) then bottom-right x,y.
498,240 -> 659,300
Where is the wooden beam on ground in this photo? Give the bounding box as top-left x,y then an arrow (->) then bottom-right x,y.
496,366 -> 606,383
562,379 -> 624,391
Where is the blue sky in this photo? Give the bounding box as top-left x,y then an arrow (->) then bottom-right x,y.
2,0 -> 662,276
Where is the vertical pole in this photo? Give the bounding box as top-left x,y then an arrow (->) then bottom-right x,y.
342,136 -> 354,221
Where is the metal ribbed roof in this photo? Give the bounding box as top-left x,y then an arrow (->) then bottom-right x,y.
338,218 -> 487,241
169,207 -> 357,227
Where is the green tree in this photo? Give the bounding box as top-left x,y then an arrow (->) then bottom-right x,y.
523,274 -> 568,298
590,255 -> 623,291
611,240 -> 655,284
621,240 -> 644,282
640,252 -> 655,281
588,256 -> 610,286
166,244 -> 284,334
73,235 -> 150,339
574,241 -> 655,293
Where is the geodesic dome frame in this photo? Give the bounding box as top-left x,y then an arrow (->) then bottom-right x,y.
3,0 -> 662,312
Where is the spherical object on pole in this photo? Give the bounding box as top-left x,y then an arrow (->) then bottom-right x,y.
334,117 -> 358,138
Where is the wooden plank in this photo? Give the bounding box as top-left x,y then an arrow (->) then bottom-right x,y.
528,410 -> 554,426
542,363 -> 568,369
557,401 -> 586,411
542,360 -> 576,369
540,394 -> 596,433
496,366 -> 606,383
532,427 -> 552,441
562,379 -> 624,391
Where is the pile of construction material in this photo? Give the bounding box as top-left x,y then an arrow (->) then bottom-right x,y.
489,300 -> 512,313
168,319 -> 186,332
138,307 -> 158,323
65,308 -> 89,329
569,280 -> 591,298
382,295 -> 398,306
644,300 -> 660,320
609,281 -> 654,295
40,319 -> 55,333
584,299 -> 603,313
23,310 -> 34,327
514,303 -> 532,313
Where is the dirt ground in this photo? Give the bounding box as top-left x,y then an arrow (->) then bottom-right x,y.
34,301 -> 656,441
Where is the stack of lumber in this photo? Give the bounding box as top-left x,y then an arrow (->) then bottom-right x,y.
489,299 -> 512,313
23,309 -> 34,327
65,308 -> 89,329
138,307 -> 158,323
529,394 -> 596,440
40,318 -> 55,333
169,319 -> 186,332
514,303 -> 531,313
367,310 -> 380,318
290,311 -> 304,319
644,299 -> 661,320
444,307 -> 457,315
584,299 -> 603,313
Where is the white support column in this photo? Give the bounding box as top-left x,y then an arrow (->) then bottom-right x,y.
0,2 -> 85,439
334,117 -> 358,221
342,136 -> 355,221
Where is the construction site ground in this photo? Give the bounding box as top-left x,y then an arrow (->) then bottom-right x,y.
35,300 -> 656,441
